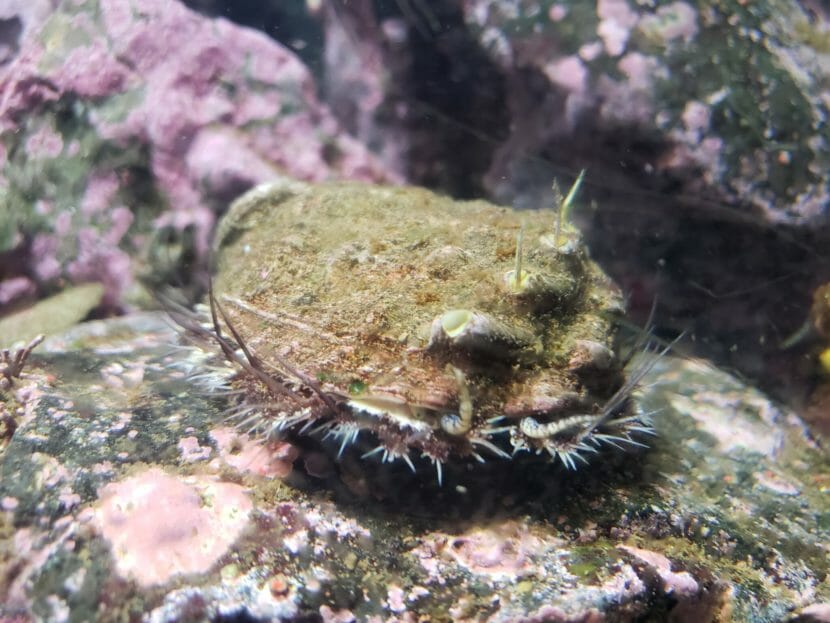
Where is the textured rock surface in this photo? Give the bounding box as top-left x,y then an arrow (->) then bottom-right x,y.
0,312 -> 827,621
0,0 -> 394,311
461,0 -> 830,223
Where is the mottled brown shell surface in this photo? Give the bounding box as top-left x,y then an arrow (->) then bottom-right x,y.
210,180 -> 638,469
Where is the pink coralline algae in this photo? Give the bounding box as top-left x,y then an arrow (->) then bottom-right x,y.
177,436 -> 212,463
638,2 -> 698,44
209,426 -> 299,479
319,605 -> 358,623
89,0 -> 393,204
65,220 -> 134,308
23,123 -> 63,158
413,521 -> 549,582
542,56 -> 588,96
619,546 -> 699,599
0,276 -> 35,306
597,0 -> 640,56
93,468 -> 252,587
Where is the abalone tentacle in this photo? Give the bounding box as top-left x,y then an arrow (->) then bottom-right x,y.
519,414 -> 598,439
439,366 -> 474,435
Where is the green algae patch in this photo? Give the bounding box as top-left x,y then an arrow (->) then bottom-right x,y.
650,2 -> 820,202
37,13 -> 94,73
0,283 -> 104,348
94,88 -> 147,125
565,545 -> 611,582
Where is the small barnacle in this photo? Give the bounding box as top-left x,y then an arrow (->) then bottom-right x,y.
439,366 -> 474,435
175,180 -> 662,483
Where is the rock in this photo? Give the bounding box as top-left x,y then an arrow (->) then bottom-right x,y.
796,603 -> 830,623
458,0 -> 829,224
319,0 -> 511,198
0,310 -> 827,621
0,0 -> 396,311
180,0 -> 326,77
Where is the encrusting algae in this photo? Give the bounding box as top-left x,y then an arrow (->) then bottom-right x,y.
171,178 -> 665,483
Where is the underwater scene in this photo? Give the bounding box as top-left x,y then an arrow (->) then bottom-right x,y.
0,0 -> 829,621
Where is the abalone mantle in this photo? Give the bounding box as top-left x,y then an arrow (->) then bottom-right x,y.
209,180 -> 638,473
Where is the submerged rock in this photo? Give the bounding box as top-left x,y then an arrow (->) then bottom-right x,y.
310,0 -> 829,223
0,276 -> 827,620
462,0 -> 830,223
0,0 -> 395,311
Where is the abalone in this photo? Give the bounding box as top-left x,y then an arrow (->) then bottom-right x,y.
186,180 -> 655,482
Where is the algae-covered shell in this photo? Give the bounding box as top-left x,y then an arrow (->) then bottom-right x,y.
204,180 -> 649,477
